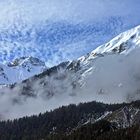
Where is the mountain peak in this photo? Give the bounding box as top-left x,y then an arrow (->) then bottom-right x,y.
92,24 -> 140,54
0,56 -> 47,85
78,24 -> 140,64
8,56 -> 45,67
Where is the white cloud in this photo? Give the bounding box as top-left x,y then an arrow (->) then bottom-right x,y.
0,0 -> 140,24
0,47 -> 140,120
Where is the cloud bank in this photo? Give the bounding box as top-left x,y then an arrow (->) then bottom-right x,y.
0,48 -> 140,120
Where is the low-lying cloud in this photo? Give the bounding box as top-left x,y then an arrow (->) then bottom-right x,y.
0,47 -> 140,120
82,48 -> 140,103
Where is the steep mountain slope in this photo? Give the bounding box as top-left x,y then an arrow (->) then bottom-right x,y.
105,106 -> 140,128
0,56 -> 46,84
79,24 -> 140,64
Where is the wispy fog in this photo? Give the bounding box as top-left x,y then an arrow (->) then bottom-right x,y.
0,47 -> 140,120
82,48 -> 140,103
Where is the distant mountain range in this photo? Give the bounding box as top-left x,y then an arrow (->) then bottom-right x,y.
0,56 -> 46,84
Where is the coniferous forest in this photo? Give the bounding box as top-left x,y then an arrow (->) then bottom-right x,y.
0,101 -> 140,140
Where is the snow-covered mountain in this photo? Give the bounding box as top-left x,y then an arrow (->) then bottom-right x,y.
77,25 -> 140,81
79,24 -> 140,62
0,56 -> 46,84
0,24 -> 140,119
